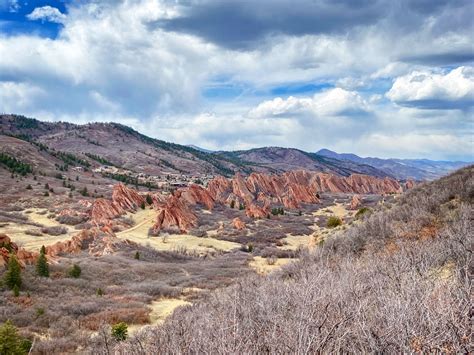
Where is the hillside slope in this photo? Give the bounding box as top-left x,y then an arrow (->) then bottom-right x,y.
0,114 -> 246,176
115,165 -> 473,353
0,114 -> 392,178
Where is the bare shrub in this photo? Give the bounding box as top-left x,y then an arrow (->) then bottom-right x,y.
24,229 -> 43,236
56,214 -> 88,226
41,226 -> 68,236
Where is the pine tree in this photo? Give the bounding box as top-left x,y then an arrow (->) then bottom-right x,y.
146,194 -> 153,205
0,320 -> 31,355
36,246 -> 49,277
68,264 -> 81,278
4,254 -> 21,290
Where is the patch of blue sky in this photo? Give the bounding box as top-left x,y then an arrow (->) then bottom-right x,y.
270,82 -> 333,96
0,0 -> 69,38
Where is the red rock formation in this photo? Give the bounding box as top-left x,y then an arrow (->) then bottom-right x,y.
349,195 -> 361,210
405,179 -> 415,190
153,192 -> 198,233
90,198 -> 124,225
112,183 -> 145,211
0,234 -> 37,267
246,202 -> 269,219
90,183 -> 146,225
179,184 -> 215,210
232,217 -> 246,230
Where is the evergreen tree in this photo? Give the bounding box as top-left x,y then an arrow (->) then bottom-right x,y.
68,264 -> 81,278
36,246 -> 49,277
0,320 -> 31,355
134,251 -> 140,260
12,285 -> 19,297
146,194 -> 153,205
4,254 -> 21,290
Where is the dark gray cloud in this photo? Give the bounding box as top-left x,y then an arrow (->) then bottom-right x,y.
150,0 -> 472,51
400,52 -> 474,66
152,0 -> 384,49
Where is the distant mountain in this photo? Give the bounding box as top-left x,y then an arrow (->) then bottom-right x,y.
316,149 -> 471,180
186,145 -> 214,153
216,147 -> 390,177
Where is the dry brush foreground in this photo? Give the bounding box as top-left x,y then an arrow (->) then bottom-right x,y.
110,166 -> 473,354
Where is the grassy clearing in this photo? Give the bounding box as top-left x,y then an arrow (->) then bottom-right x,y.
117,209 -> 240,254
312,202 -> 353,219
129,298 -> 192,335
249,256 -> 293,275
278,233 -> 317,251
0,208 -> 76,251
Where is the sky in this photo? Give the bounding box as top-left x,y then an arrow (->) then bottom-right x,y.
0,0 -> 473,161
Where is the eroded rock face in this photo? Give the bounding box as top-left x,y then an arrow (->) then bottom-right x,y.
112,183 -> 145,211
153,192 -> 198,233
90,183 -> 146,225
205,171 -> 399,211
232,217 -> 246,230
179,184 -> 215,210
349,195 -> 361,210
0,234 -> 37,267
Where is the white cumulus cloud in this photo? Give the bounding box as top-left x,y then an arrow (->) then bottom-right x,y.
249,88 -> 368,118
27,6 -> 67,24
386,66 -> 474,109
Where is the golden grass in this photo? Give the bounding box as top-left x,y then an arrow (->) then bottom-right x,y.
0,208 -> 76,251
116,209 -> 240,254
279,233 -> 316,251
128,298 -> 192,335
249,256 -> 293,275
313,202 -> 354,219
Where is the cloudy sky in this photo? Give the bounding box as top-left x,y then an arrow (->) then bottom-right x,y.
0,0 -> 473,160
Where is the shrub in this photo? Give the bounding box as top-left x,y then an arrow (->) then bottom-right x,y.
80,187 -> 89,197
68,264 -> 82,278
26,184 -> 32,190
140,202 -> 146,210
327,216 -> 342,228
134,251 -> 140,260
266,255 -> 277,265
355,207 -> 371,219
41,226 -> 67,236
111,322 -> 128,341
96,288 -> 104,296
44,191 -> 49,197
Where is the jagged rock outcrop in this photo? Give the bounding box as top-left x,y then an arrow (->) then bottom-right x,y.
349,195 -> 361,210
232,217 -> 246,230
112,183 -> 145,210
90,183 -> 146,225
1,234 -> 37,267
205,171 -> 398,211
153,192 -> 198,233
405,179 -> 415,190
179,184 -> 215,210
246,202 -> 269,219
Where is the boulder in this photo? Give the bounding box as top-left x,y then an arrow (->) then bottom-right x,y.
349,195 -> 361,210
232,217 -> 246,230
